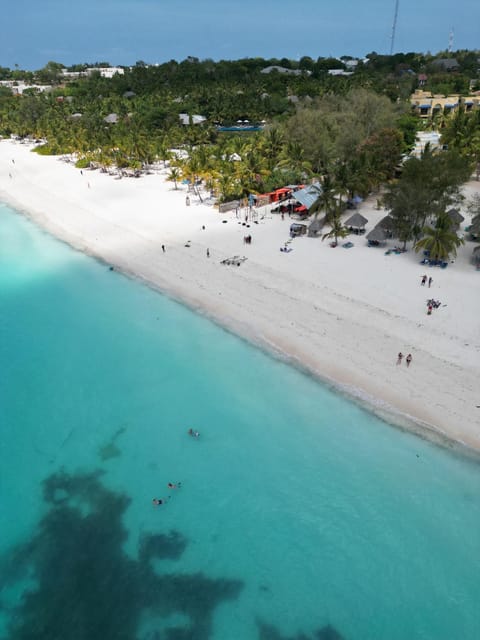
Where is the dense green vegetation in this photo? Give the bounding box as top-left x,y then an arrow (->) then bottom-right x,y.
0,50 -> 479,259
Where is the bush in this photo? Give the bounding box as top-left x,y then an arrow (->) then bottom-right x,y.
33,144 -> 61,155
75,157 -> 91,168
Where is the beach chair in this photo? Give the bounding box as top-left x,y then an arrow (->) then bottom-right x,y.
342,241 -> 354,249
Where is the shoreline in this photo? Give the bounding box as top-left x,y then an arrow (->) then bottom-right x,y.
1,140 -> 479,454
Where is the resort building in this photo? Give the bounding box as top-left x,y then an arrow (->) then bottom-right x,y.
0,81 -> 52,95
260,66 -> 311,76
179,114 -> 207,125
410,89 -> 480,119
61,67 -> 125,79
328,69 -> 353,77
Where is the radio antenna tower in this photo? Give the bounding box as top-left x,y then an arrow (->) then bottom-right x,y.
448,28 -> 454,52
390,0 -> 400,55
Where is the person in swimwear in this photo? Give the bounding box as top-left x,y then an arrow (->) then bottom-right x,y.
152,497 -> 168,506
188,428 -> 200,438
168,482 -> 181,489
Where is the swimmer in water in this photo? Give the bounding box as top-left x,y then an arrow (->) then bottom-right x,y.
188,428 -> 200,438
152,497 -> 168,506
168,482 -> 181,489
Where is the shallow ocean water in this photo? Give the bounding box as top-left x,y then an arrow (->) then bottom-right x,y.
1,202 -> 480,640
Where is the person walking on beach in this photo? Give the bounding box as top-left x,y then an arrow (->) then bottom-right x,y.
185,195 -> 190,206
406,354 -> 412,367
206,248 -> 210,258
428,277 -> 433,288
168,482 -> 181,489
427,303 -> 433,315
421,275 -> 427,286
162,244 -> 165,253
397,352 -> 403,365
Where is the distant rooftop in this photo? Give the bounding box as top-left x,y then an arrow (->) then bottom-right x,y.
261,66 -> 311,76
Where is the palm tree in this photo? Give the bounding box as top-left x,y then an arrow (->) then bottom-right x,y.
310,173 -> 336,219
167,167 -> 181,189
321,210 -> 349,246
277,141 -> 312,179
414,213 -> 464,261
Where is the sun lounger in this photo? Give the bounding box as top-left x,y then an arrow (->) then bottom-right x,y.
342,242 -> 354,248
221,255 -> 246,266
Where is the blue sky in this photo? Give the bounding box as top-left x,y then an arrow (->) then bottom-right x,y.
2,0 -> 478,69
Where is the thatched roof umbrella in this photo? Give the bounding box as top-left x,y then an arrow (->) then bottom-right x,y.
308,217 -> 325,237
447,208 -> 465,227
469,220 -> 480,237
345,212 -> 368,229
472,246 -> 480,264
378,215 -> 395,232
366,226 -> 387,244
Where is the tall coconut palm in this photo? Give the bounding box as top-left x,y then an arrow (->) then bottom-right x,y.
277,141 -> 312,179
310,173 -> 336,219
167,167 -> 181,189
321,209 -> 349,245
414,213 -> 464,261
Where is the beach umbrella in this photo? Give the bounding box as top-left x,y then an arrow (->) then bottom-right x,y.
378,215 -> 395,231
345,212 -> 368,228
366,226 -> 387,243
446,208 -> 465,226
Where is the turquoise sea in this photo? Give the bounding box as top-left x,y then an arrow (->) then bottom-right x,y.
1,202 -> 480,640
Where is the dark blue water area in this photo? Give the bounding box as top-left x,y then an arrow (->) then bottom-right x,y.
1,204 -> 480,640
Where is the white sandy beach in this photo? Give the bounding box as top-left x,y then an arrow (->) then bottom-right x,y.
1,140 -> 479,451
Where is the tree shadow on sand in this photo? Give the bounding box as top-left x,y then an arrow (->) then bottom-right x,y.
1,469 -> 243,640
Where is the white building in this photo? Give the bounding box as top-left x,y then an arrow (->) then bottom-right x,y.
0,80 -> 52,95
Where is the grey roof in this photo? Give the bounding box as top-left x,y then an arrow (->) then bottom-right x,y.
123,90 -> 136,98
260,66 -> 308,76
308,218 -> 324,236
293,182 -> 322,210
104,113 -> 118,124
345,212 -> 368,228
378,215 -> 395,231
366,226 -> 387,242
472,246 -> 480,263
432,58 -> 459,70
447,208 -> 465,224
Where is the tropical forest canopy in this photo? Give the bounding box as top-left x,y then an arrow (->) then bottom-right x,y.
0,51 -> 479,259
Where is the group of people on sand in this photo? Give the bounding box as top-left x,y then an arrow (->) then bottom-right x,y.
152,430 -> 199,506
421,275 -> 433,288
426,298 -> 443,315
397,352 -> 412,367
